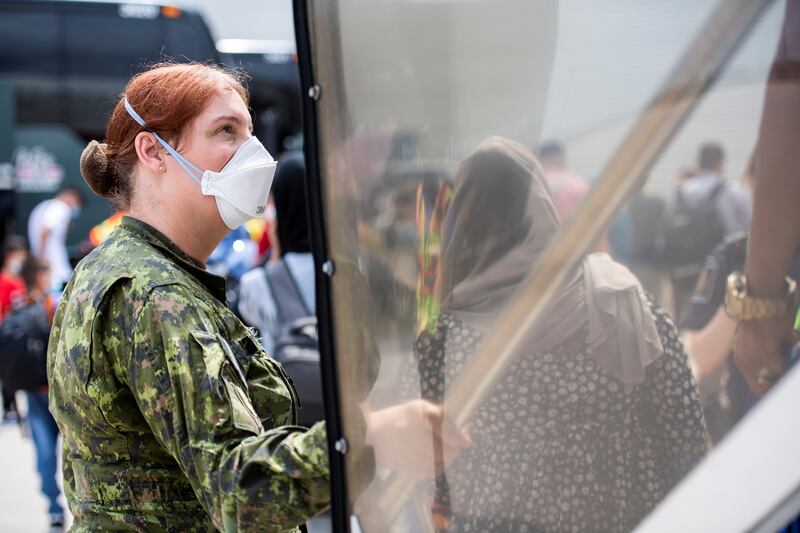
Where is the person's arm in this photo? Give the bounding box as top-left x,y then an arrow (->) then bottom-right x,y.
685,306 -> 737,379
733,2 -> 800,396
127,284 -> 329,531
363,326 -> 470,479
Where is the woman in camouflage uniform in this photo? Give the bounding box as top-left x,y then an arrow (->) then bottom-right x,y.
46,63 -> 336,532
47,62 -> 473,532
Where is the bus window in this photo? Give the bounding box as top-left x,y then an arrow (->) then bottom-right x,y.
165,17 -> 218,62
0,9 -> 59,75
64,12 -> 164,77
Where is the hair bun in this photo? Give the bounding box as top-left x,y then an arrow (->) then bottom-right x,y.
80,140 -> 115,199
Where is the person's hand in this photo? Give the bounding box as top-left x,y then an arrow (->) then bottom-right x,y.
732,315 -> 794,397
364,400 -> 471,478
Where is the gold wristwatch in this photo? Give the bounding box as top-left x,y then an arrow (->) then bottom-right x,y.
724,271 -> 799,321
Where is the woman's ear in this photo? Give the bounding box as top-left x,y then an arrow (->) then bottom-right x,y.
134,132 -> 166,174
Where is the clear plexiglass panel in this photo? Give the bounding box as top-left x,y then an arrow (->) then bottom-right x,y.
306,0 -> 796,530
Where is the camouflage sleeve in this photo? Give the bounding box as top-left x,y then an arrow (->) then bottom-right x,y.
127,283 -> 330,532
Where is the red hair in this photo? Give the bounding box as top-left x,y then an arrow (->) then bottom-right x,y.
80,63 -> 248,210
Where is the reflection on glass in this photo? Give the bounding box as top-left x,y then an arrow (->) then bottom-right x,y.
408,138 -> 707,531
305,0 -> 795,530
672,148 -> 755,445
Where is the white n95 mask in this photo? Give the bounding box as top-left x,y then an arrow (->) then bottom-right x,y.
123,98 -> 277,230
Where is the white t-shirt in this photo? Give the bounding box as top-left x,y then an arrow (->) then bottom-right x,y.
28,198 -> 73,288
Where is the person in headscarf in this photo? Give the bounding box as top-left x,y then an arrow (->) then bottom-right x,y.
411,137 -> 708,532
238,150 -> 315,351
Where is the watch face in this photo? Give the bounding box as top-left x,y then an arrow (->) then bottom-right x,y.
727,272 -> 747,299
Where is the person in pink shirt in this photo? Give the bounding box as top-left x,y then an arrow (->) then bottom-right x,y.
537,141 -> 612,254
537,141 -> 591,222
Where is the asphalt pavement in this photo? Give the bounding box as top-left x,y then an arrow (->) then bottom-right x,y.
0,413 -> 70,533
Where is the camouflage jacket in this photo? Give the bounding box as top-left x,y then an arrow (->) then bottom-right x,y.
48,217 -> 330,532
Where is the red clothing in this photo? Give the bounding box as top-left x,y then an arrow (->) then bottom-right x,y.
0,273 -> 25,321
258,226 -> 272,259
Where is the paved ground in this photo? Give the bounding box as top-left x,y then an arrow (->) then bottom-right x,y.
0,416 -> 70,533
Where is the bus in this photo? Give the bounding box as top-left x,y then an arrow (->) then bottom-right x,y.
0,0 -> 300,249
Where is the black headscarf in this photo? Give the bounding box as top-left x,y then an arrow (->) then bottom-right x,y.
271,150 -> 311,254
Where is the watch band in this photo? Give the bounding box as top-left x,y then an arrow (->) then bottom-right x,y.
724,271 -> 798,322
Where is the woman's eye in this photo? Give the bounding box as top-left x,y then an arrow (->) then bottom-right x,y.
219,124 -> 235,135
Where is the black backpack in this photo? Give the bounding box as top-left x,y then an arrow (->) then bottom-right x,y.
264,261 -> 324,427
658,182 -> 727,278
0,302 -> 50,392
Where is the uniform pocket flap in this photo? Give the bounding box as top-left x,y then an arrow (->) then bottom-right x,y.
189,329 -> 262,435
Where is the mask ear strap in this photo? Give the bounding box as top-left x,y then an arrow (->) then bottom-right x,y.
123,98 -> 204,184
155,137 -> 205,185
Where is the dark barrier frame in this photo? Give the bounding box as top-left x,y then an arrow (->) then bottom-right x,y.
292,1 -> 350,531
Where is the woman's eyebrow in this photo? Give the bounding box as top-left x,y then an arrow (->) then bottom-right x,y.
211,115 -> 254,132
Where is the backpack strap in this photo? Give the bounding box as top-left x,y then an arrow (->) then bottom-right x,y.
265,260 -> 310,326
708,180 -> 727,202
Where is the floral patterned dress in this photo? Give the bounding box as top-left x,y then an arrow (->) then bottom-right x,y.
411,300 -> 709,533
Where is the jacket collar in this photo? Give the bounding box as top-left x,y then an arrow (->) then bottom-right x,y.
119,216 -> 227,303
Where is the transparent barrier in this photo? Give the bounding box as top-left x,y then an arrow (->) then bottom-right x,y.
305,0 -> 793,530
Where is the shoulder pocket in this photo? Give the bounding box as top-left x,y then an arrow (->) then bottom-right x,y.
189,330 -> 263,435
